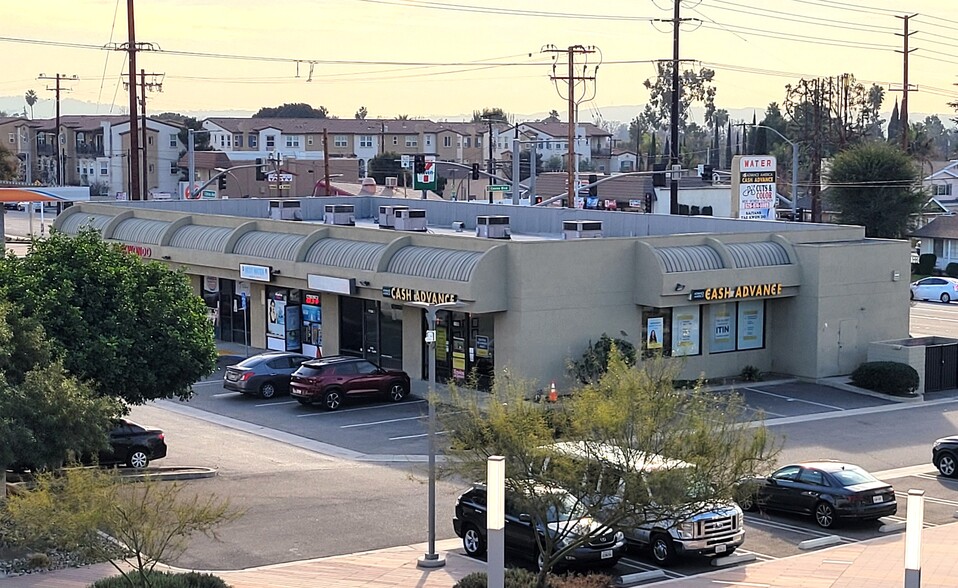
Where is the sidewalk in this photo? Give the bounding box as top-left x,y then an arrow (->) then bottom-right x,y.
4,524 -> 958,588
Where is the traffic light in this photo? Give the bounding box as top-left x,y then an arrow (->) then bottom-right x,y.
218,175 -> 227,190
534,196 -> 543,205
644,193 -> 653,213
255,158 -> 265,181
414,155 -> 426,175
589,174 -> 598,198
471,162 -> 481,180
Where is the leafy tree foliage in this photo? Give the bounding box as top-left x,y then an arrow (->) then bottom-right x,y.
253,103 -> 329,118
472,107 -> 509,123
24,89 -> 38,120
354,106 -> 368,119
641,64 -> 717,133
0,230 -> 217,404
0,142 -> 17,181
441,355 -> 776,586
826,142 -> 925,238
367,151 -> 408,186
567,335 -> 635,385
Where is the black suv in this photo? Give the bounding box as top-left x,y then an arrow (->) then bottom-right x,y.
453,485 -> 626,571
933,435 -> 958,477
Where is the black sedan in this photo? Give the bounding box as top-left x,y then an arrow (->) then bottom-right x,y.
933,436 -> 958,477
224,351 -> 311,398
99,418 -> 167,469
739,462 -> 897,528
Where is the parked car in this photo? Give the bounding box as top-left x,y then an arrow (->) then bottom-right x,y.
453,484 -> 627,571
289,356 -> 410,410
910,277 -> 958,303
738,462 -> 896,528
224,351 -> 311,398
932,435 -> 958,477
98,418 -> 167,469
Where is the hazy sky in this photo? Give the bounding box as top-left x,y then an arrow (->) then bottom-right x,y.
3,0 -> 958,123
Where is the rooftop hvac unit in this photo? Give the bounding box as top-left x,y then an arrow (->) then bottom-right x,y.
379,205 -> 409,228
394,208 -> 427,232
385,176 -> 398,187
268,199 -> 302,221
476,215 -> 511,239
323,204 -> 355,226
563,220 -> 603,239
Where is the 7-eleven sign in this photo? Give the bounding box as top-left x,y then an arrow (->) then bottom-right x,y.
414,155 -> 437,190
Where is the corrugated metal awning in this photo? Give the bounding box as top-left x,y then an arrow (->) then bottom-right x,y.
726,242 -> 791,268
112,218 -> 170,245
58,213 -> 114,235
233,230 -> 305,261
304,238 -> 386,271
654,245 -> 724,273
169,225 -> 233,252
386,246 -> 483,282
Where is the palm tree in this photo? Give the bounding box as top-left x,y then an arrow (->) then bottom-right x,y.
24,90 -> 38,120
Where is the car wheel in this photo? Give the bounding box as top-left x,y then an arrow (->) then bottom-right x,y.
942,293 -> 952,303
387,382 -> 407,402
936,452 -> 958,478
260,382 -> 277,399
910,290 -> 915,300
322,389 -> 343,411
461,524 -> 486,557
814,501 -> 836,529
650,532 -> 677,566
739,494 -> 757,512
127,448 -> 150,469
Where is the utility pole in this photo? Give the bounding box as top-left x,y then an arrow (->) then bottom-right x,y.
38,73 -> 77,186
323,129 -> 331,196
138,70 -> 163,198
893,13 -> 918,152
125,0 -> 140,200
544,44 -> 598,208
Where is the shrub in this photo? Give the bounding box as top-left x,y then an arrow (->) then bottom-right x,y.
568,334 -> 636,385
92,571 -> 231,588
453,568 -> 551,588
851,361 -> 920,396
946,263 -> 958,278
918,253 -> 937,276
552,573 -> 614,588
741,365 -> 762,382
25,552 -> 51,569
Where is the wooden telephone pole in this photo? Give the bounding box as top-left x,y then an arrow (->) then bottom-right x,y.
37,73 -> 77,186
893,13 -> 918,151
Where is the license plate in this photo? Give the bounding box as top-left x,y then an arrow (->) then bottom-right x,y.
601,549 -> 613,559
227,373 -> 238,381
715,544 -> 727,554
873,495 -> 883,504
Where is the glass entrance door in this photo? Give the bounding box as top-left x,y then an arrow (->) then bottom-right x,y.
339,297 -> 403,369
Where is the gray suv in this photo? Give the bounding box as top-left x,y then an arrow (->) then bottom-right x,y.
224,351 -> 311,398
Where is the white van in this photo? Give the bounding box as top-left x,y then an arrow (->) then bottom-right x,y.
548,441 -> 745,566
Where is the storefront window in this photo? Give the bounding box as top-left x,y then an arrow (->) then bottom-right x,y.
670,305 -> 701,356
709,303 -> 737,353
267,287 -> 301,352
642,307 -> 672,355
737,300 -> 765,350
205,277 -> 249,346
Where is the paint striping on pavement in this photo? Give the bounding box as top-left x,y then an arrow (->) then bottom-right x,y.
753,396 -> 958,428
743,387 -> 843,411
296,399 -> 426,417
341,415 -> 427,428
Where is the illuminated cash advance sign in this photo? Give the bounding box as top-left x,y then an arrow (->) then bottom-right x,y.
690,283 -> 783,301
383,287 -> 458,305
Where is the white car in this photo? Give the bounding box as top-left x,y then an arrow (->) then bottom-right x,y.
910,277 -> 958,303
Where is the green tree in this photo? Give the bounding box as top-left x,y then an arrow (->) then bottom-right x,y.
4,466 -> 241,584
441,355 -> 775,587
544,155 -> 563,172
642,64 -> 717,132
0,229 -> 217,404
0,142 -> 17,181
826,142 -> 925,238
354,106 -> 368,119
253,103 -> 329,118
24,89 -> 38,120
367,151 -> 408,186
472,107 -> 509,123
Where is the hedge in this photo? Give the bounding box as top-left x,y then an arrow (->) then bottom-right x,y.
91,571 -> 231,588
851,361 -> 920,396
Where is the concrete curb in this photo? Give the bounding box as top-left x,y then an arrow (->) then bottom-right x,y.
614,570 -> 667,586
121,466 -> 218,482
798,535 -> 842,550
878,521 -> 906,533
814,378 -> 922,403
711,552 -> 756,567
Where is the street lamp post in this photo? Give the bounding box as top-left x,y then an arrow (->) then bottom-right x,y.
412,300 -> 460,569
750,124 -> 799,220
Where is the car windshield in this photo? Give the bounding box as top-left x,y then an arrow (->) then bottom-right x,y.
236,355 -> 270,368
543,492 -> 588,523
829,466 -> 878,487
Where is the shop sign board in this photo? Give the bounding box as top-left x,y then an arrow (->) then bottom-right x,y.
690,283 -> 783,301
239,263 -> 271,282
307,274 -> 355,295
122,244 -> 152,258
383,286 -> 458,305
733,155 -> 776,220
413,155 -> 437,191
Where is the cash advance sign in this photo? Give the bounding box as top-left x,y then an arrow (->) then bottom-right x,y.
733,155 -> 776,220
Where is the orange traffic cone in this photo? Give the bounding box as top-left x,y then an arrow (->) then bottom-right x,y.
548,380 -> 558,403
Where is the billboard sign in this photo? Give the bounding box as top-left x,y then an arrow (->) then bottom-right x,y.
733,155 -> 776,220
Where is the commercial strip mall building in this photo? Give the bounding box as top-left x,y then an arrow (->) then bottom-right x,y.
53,198 -> 910,387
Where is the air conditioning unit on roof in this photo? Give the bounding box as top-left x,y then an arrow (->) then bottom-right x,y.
323,204 -> 355,226
379,205 -> 409,228
563,220 -> 603,239
476,215 -> 511,239
385,177 -> 398,187
394,208 -> 427,232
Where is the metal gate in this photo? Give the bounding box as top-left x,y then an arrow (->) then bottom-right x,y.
924,343 -> 958,392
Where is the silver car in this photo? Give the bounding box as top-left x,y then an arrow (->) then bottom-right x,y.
224,351 -> 311,398
910,277 -> 958,303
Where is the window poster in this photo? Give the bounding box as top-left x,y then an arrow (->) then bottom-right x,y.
647,316 -> 664,350
267,291 -> 286,339
285,305 -> 302,351
737,300 -> 765,350
671,305 -> 701,356
710,303 -> 736,353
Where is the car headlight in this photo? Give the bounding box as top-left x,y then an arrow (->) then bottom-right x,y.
614,531 -> 625,543
676,522 -> 696,539
556,535 -> 574,549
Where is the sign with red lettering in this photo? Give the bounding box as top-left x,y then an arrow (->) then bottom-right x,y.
734,155 -> 776,220
122,244 -> 152,258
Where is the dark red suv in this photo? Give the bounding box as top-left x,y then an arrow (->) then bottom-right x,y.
289,356 -> 411,410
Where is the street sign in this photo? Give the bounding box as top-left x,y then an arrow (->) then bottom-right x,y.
485,184 -> 510,192
414,155 -> 437,190
202,190 -> 216,198
401,155 -> 411,169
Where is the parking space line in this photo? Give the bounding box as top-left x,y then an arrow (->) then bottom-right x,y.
616,557 -> 686,578
744,515 -> 856,541
341,415 -> 427,428
744,387 -> 844,411
389,431 -> 447,440
212,392 -> 240,398
737,548 -> 776,562
254,400 -> 299,407
296,399 -> 427,417
894,491 -> 958,507
193,381 -> 223,387
915,472 -> 958,485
